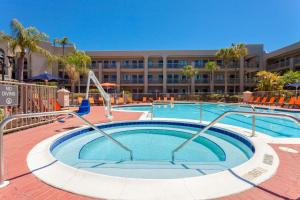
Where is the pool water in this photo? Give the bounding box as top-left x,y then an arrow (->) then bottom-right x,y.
51,121 -> 254,179
114,103 -> 300,138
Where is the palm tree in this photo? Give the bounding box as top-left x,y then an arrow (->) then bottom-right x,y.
65,51 -> 91,92
59,37 -> 72,56
0,19 -> 54,81
204,61 -> 220,93
65,63 -> 79,93
216,48 -> 235,94
181,65 -> 198,94
232,43 -> 248,94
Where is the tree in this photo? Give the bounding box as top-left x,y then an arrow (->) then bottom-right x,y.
181,65 -> 198,94
65,63 -> 79,93
216,48 -> 235,94
255,71 -> 283,91
0,19 -> 54,81
64,51 -> 91,92
58,37 -> 72,56
282,70 -> 300,85
231,43 -> 248,94
204,61 -> 220,93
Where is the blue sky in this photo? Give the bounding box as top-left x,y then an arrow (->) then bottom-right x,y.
1,0 -> 300,52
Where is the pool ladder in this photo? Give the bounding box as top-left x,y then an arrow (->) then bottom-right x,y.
0,110 -> 133,188
171,111 -> 300,161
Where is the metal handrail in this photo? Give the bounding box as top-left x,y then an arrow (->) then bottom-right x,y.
171,111 -> 300,161
151,100 -> 174,120
0,110 -> 133,187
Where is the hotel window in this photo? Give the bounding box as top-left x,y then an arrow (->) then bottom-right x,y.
181,75 -> 187,80
111,75 -> 116,81
148,74 -> 153,81
203,74 -> 208,79
203,60 -> 208,66
123,74 -> 130,81
196,75 -> 201,80
123,60 -> 129,66
216,74 -> 224,80
216,60 -> 223,66
138,74 -> 143,80
158,74 -> 163,80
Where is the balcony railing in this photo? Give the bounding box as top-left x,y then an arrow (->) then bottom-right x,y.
167,63 -> 187,68
103,78 -> 117,83
195,79 -> 209,84
228,78 -> 240,83
121,80 -> 144,84
167,79 -> 189,84
294,56 -> 300,64
148,79 -> 163,84
121,64 -> 144,69
148,63 -> 163,68
214,79 -> 225,84
103,64 -> 117,69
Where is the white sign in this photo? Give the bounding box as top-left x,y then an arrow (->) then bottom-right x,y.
0,85 -> 18,106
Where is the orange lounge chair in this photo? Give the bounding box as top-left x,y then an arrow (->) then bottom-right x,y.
266,97 -> 275,105
127,96 -> 133,104
276,97 -> 285,107
163,97 -> 168,101
77,97 -> 83,105
89,97 -> 95,105
170,97 -> 174,102
283,97 -> 296,108
247,96 -> 254,104
156,97 -> 161,101
142,97 -> 147,103
297,96 -> 300,105
98,97 -> 104,105
260,97 -> 268,105
118,97 -> 124,104
253,97 -> 261,104
110,97 -> 115,105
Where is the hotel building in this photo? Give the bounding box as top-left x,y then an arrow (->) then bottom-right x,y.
1,40 -> 300,95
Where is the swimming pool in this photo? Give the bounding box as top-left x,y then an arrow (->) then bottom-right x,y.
51,121 -> 254,179
114,103 -> 300,138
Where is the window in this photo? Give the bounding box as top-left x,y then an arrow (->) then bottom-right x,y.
158,74 -> 163,80
148,74 -> 153,81
111,75 -> 116,81
123,74 -> 130,80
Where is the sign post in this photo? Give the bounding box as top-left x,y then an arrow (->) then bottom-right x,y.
0,84 -> 18,188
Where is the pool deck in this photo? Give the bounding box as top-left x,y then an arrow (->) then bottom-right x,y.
1,106 -> 300,200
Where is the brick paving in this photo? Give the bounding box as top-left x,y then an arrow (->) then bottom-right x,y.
0,106 -> 299,200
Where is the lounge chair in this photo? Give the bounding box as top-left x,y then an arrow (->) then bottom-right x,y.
170,97 -> 174,102
156,97 -> 161,101
266,97 -> 275,106
296,97 -> 300,108
276,97 -> 285,107
253,97 -> 261,104
127,96 -> 133,104
283,97 -> 296,108
88,97 -> 95,105
118,97 -> 124,104
142,97 -> 147,103
260,97 -> 268,105
163,97 -> 168,101
247,96 -> 254,104
98,97 -> 104,105
110,97 -> 115,105
77,97 -> 83,105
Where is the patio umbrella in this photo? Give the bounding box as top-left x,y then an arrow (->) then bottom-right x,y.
30,71 -> 63,84
100,82 -> 117,92
287,83 -> 300,96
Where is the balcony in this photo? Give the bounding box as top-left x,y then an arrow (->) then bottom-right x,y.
294,56 -> 300,65
214,79 -> 225,84
148,63 -> 163,68
121,64 -> 144,69
228,78 -> 240,84
195,79 -> 209,84
103,78 -> 116,83
167,63 -> 187,68
103,64 -> 117,69
167,79 -> 189,84
148,79 -> 163,84
121,79 -> 144,84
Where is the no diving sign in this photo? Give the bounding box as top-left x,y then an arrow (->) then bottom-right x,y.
0,85 -> 18,106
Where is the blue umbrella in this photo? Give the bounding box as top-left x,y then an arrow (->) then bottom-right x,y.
30,71 -> 63,81
287,83 -> 300,96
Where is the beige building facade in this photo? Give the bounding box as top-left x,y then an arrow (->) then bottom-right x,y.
0,41 -> 299,94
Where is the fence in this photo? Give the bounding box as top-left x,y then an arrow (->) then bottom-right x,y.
69,92 -> 243,105
252,90 -> 299,98
0,81 -> 57,133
